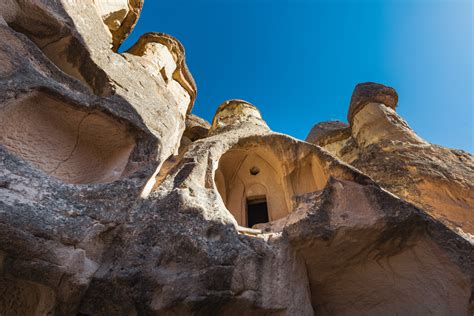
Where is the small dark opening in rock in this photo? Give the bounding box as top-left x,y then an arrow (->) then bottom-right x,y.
247,198 -> 268,227
250,166 -> 260,175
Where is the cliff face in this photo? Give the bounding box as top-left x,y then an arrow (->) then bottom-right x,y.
0,2 -> 472,315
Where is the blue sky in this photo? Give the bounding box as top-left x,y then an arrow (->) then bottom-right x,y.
122,0 -> 473,153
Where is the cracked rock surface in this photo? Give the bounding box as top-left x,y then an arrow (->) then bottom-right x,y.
0,2 -> 473,315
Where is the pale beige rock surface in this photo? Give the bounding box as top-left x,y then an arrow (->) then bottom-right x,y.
93,0 -> 144,50
0,2 -> 472,316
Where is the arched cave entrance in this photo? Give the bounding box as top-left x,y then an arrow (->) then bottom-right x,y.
215,140 -> 328,228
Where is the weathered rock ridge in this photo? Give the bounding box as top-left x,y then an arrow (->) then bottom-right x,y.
306,82 -> 474,238
0,2 -> 472,315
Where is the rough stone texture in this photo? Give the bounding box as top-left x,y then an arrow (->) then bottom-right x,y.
209,100 -> 269,135
93,0 -> 144,51
183,114 -> 211,142
307,83 -> 474,238
0,91 -> 137,184
348,82 -> 398,125
127,32 -> 197,113
305,120 -> 350,146
0,2 -> 473,315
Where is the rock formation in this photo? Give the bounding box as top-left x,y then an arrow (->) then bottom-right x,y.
0,1 -> 472,315
306,82 -> 474,238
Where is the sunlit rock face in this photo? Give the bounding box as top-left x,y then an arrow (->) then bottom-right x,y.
92,0 -> 144,50
93,0 -> 130,31
307,82 -> 474,237
305,120 -> 350,146
0,2 -> 472,316
209,99 -> 269,135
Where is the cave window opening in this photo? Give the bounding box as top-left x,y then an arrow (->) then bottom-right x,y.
250,166 -> 260,175
247,197 -> 269,227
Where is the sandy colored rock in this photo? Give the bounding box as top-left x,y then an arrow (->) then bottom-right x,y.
0,2 -> 472,315
209,99 -> 269,135
0,0 -> 196,188
307,83 -> 474,237
127,32 -> 197,112
305,120 -> 350,146
93,0 -> 144,50
184,114 -> 211,142
0,92 -> 136,184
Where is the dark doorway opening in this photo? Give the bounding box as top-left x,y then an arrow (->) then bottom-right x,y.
247,198 -> 269,227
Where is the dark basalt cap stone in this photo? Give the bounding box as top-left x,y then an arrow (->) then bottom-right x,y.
348,82 -> 398,125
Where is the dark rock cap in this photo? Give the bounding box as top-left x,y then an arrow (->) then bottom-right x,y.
305,120 -> 350,146
209,99 -> 269,135
348,82 -> 398,125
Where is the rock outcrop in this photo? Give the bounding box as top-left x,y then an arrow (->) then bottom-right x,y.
307,82 -> 474,238
93,0 -> 144,51
0,2 -> 472,315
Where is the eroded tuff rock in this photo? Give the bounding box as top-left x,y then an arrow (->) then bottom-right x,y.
0,2 -> 473,316
305,120 -> 350,146
307,82 -> 474,238
93,0 -> 144,50
347,82 -> 398,125
183,114 -> 211,142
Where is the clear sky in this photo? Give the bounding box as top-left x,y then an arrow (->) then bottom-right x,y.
122,0 -> 473,153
